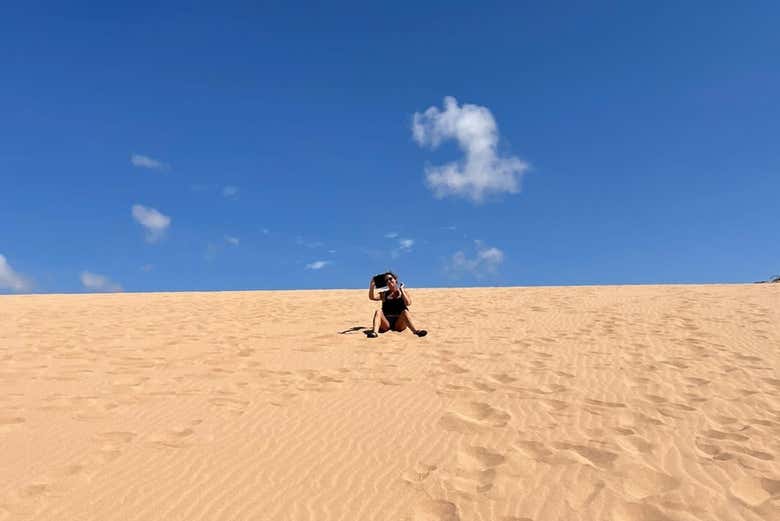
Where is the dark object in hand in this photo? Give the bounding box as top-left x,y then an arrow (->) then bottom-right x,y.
373,273 -> 388,287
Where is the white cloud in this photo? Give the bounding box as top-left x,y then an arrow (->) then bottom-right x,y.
205,242 -> 219,262
222,185 -> 239,199
446,241 -> 505,278
131,204 -> 171,243
131,154 -> 169,171
388,237 -> 415,259
305,260 -> 329,270
80,271 -> 122,292
385,232 -> 399,239
413,96 -> 528,203
296,237 -> 324,248
0,254 -> 32,292
225,235 -> 240,246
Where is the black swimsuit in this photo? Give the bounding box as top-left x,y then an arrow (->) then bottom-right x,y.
382,292 -> 407,329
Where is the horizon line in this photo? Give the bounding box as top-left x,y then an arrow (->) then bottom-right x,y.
1,280 -> 772,297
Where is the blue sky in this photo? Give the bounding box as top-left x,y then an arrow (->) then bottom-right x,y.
1,2 -> 778,293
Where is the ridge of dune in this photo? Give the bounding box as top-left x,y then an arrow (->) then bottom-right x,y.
1,284 -> 778,520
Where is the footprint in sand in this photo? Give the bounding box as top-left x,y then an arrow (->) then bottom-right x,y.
514,440 -> 554,461
551,442 -> 619,469
411,499 -> 460,521
446,446 -> 507,495
471,380 -> 497,393
694,437 -> 723,458
438,402 -> 511,434
294,371 -> 345,392
5,480 -> 52,511
457,446 -> 506,469
379,377 -> 412,386
96,431 -> 136,443
446,467 -> 497,496
208,397 -> 249,415
0,416 -> 26,432
615,435 -> 654,455
91,431 -> 137,463
53,464 -> 87,481
19,483 -> 49,498
490,373 -> 517,384
441,362 -> 469,375
149,427 -> 196,449
621,464 -> 679,499
729,475 -> 778,507
401,462 -> 437,485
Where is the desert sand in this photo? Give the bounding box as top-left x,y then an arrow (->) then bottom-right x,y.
1,284 -> 779,520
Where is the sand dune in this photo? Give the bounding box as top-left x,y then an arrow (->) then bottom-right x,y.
1,284 -> 779,520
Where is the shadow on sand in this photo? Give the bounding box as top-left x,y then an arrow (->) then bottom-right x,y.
338,325 -> 370,335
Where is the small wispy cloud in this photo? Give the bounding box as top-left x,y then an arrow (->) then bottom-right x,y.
140,264 -> 154,272
446,241 -> 505,279
413,96 -> 528,203
0,254 -> 32,292
131,154 -> 169,172
80,271 -> 122,292
222,185 -> 239,199
225,235 -> 240,246
305,260 -> 329,270
131,204 -> 171,243
205,242 -> 219,262
296,237 -> 324,249
389,237 -> 416,259
385,232 -> 399,239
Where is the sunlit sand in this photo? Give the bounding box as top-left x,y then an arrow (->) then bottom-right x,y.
1,284 -> 778,520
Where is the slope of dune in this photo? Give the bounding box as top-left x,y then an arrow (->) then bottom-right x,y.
1,284 -> 778,520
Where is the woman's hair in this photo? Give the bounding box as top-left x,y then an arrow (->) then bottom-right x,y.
384,271 -> 398,282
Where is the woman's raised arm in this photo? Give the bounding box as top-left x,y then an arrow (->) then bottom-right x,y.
401,286 -> 412,307
368,278 -> 380,301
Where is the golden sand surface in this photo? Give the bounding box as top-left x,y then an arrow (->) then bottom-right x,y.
1,284 -> 779,520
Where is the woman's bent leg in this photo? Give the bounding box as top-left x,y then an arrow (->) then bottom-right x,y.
396,310 -> 418,333
373,310 -> 390,333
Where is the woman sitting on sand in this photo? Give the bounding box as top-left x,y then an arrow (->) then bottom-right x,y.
366,272 -> 427,338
